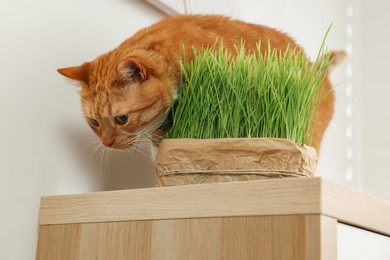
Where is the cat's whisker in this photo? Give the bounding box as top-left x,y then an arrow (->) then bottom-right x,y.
142,133 -> 163,143
121,136 -> 152,162
83,139 -> 100,146
82,141 -> 100,154
144,115 -> 167,133
98,148 -> 106,184
128,146 -> 153,163
137,142 -> 151,149
87,144 -> 103,166
122,131 -> 137,137
101,149 -> 112,190
136,139 -> 152,151
122,138 -> 151,151
92,146 -> 105,174
105,149 -> 112,190
81,140 -> 100,153
134,136 -> 151,144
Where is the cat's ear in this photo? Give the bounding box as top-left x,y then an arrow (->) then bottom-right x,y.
57,62 -> 90,85
117,58 -> 148,83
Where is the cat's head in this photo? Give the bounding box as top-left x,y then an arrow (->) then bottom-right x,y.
58,55 -> 173,149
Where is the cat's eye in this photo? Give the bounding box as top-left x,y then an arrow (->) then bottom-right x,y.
88,117 -> 100,127
115,114 -> 129,125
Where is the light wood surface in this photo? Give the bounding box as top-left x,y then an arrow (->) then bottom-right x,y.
38,177 -> 390,236
321,179 -> 390,237
37,214 -> 334,260
319,215 -> 337,260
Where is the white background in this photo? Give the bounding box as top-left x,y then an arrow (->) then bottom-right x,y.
0,0 -> 389,259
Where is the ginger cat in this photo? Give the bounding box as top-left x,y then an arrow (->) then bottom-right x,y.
58,15 -> 345,153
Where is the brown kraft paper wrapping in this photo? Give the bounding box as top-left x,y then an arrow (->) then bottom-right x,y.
155,138 -> 317,187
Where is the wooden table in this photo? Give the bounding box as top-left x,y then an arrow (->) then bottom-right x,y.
36,177 -> 390,259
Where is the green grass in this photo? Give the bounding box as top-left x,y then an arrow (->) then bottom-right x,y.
164,39 -> 332,146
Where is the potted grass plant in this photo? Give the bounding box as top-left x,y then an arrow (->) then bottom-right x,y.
156,40 -> 332,187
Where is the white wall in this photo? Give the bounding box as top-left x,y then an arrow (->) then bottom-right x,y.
0,0 -> 164,259
360,0 -> 390,201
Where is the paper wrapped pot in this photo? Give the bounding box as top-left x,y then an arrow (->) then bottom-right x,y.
155,138 -> 317,187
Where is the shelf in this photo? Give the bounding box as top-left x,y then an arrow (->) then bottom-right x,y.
37,177 -> 390,259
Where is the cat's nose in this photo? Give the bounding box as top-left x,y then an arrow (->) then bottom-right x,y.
102,139 -> 114,147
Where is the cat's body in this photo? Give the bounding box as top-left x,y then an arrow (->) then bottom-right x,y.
58,15 -> 344,152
